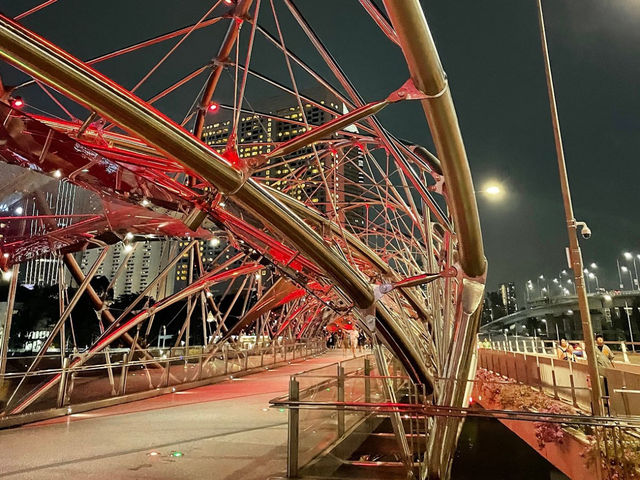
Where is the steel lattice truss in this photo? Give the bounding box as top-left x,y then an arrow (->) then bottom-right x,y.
0,1 -> 486,477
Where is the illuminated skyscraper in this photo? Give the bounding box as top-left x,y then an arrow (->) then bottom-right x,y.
201,89 -> 365,228
499,282 -> 518,315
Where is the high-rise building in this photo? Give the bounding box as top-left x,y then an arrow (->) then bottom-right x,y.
175,90 -> 368,291
480,296 -> 494,325
79,240 -> 173,298
486,290 -> 507,320
172,237 -> 229,292
20,180 -> 82,286
499,282 -> 518,314
201,89 -> 365,230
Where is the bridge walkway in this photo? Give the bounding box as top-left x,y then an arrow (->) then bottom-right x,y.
0,349 -> 356,480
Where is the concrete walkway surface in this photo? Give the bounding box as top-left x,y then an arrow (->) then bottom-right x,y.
1,350 -> 354,480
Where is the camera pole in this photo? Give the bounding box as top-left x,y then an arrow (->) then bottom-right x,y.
536,0 -> 603,416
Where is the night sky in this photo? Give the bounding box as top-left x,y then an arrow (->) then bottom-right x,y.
0,0 -> 639,302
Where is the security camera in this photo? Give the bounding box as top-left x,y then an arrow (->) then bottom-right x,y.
576,221 -> 591,239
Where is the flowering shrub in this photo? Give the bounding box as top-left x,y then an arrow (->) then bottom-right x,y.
475,368 -> 575,449
476,368 -> 640,476
581,430 -> 640,480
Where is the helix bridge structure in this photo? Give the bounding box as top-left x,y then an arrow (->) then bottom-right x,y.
0,1 -> 486,477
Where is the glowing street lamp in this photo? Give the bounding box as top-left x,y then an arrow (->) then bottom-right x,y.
485,185 -> 501,195
476,182 -> 504,200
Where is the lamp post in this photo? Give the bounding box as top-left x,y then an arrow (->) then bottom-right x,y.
566,278 -> 576,295
588,272 -> 599,291
617,259 -> 624,289
536,0 -> 603,416
537,274 -> 543,296
621,266 -> 634,291
541,318 -> 549,337
583,269 -> 591,293
623,302 -> 636,353
624,252 -> 639,290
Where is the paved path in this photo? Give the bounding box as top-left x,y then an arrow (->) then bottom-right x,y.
1,350 -> 355,480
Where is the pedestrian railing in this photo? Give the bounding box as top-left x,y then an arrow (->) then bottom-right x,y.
271,353 -> 417,478
0,338 -> 324,427
273,351 -> 640,480
477,345 -> 640,417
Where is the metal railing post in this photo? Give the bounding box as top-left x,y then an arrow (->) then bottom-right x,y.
56,357 -> 70,408
337,364 -> 345,437
364,357 -> 371,403
569,372 -> 578,407
198,353 -> 205,380
119,352 -> 129,396
163,357 -> 171,387
550,359 -> 560,400
287,376 -> 300,478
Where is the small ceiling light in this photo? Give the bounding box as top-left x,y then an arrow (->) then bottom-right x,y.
125,232 -> 134,240
52,170 -> 62,178
2,269 -> 13,281
14,206 -> 23,215
141,198 -> 150,207
208,102 -> 220,113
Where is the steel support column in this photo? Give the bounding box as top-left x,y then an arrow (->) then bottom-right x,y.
0,265 -> 19,381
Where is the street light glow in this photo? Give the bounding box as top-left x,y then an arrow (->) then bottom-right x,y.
624,252 -> 633,260
478,182 -> 504,199
590,263 -> 597,269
